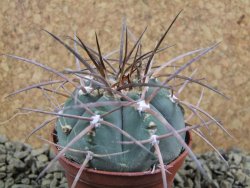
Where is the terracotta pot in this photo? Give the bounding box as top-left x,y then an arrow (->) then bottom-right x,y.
51,130 -> 191,188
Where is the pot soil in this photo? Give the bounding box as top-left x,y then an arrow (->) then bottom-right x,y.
51,130 -> 192,188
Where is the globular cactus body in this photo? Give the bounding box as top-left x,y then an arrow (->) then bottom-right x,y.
56,79 -> 186,172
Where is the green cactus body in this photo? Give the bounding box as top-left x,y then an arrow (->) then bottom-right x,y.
56,91 -> 99,148
56,79 -> 186,172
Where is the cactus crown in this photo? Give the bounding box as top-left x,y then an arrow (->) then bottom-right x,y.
5,11 -> 230,188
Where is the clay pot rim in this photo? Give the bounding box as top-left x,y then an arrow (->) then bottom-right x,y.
52,129 -> 191,177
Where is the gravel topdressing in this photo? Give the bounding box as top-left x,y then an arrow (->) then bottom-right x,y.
0,135 -> 249,188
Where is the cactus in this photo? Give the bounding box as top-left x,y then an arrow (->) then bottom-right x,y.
5,11 -> 230,188
56,78 -> 186,172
